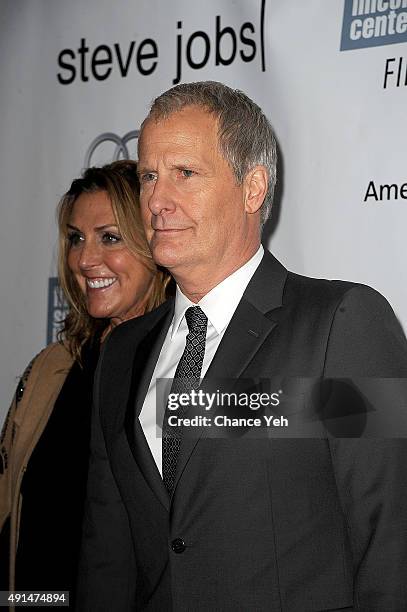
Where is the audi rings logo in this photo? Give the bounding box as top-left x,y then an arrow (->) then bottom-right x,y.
84,130 -> 139,167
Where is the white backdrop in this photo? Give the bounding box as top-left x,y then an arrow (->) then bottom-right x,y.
1,0 -> 406,422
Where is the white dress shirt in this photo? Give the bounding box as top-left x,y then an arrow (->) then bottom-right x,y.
139,245 -> 264,474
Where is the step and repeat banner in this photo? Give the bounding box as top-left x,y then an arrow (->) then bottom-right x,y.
1,0 -> 406,420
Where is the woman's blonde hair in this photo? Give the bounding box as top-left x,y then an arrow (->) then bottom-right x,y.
57,160 -> 171,361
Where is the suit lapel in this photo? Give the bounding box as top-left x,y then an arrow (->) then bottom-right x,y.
173,250 -> 288,494
100,301 -> 173,511
125,304 -> 174,511
133,303 -> 174,418
204,300 -> 278,380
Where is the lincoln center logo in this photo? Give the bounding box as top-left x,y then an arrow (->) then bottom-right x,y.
84,130 -> 139,167
47,277 -> 69,344
341,0 -> 407,50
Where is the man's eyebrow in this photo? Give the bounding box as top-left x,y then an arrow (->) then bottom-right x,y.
137,165 -> 154,175
137,158 -> 204,175
169,156 -> 205,169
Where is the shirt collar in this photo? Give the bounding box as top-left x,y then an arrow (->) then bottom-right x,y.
171,245 -> 264,338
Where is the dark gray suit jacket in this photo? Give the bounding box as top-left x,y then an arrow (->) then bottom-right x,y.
78,251 -> 407,611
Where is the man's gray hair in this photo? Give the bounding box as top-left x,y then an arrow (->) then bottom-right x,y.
140,81 -> 277,226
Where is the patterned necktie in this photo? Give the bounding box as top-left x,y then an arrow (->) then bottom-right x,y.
162,306 -> 208,495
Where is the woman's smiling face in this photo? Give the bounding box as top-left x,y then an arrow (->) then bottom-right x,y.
67,190 -> 154,326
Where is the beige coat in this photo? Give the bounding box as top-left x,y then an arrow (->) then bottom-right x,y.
0,343 -> 73,591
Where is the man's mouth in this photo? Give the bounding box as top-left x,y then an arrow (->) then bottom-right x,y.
153,227 -> 187,233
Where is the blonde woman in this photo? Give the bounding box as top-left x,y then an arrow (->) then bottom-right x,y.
0,160 -> 171,605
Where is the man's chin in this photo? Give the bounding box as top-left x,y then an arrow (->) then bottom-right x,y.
150,236 -> 186,265
151,245 -> 185,271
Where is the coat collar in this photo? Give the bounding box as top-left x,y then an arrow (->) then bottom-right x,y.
243,248 -> 287,313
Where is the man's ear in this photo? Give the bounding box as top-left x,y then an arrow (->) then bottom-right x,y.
243,166 -> 268,214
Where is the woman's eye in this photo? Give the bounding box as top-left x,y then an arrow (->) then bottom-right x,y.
102,232 -> 121,244
67,232 -> 83,247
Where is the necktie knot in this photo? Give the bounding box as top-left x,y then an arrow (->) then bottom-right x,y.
185,306 -> 208,334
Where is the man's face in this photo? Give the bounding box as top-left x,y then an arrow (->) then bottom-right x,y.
138,105 -> 260,289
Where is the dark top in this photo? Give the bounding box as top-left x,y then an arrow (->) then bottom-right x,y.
15,339 -> 99,608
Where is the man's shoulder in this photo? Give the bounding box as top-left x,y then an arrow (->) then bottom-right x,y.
259,256 -> 407,374
257,249 -> 391,316
284,269 -> 396,321
285,269 -> 374,305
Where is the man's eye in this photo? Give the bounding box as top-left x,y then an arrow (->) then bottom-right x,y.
141,172 -> 156,183
181,169 -> 194,178
67,232 -> 83,247
102,232 -> 121,245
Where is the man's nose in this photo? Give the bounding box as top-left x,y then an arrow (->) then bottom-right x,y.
78,240 -> 102,270
148,176 -> 176,216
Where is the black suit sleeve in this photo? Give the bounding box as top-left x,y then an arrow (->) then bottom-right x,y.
324,284 -> 407,378
324,285 -> 407,611
77,366 -> 137,612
